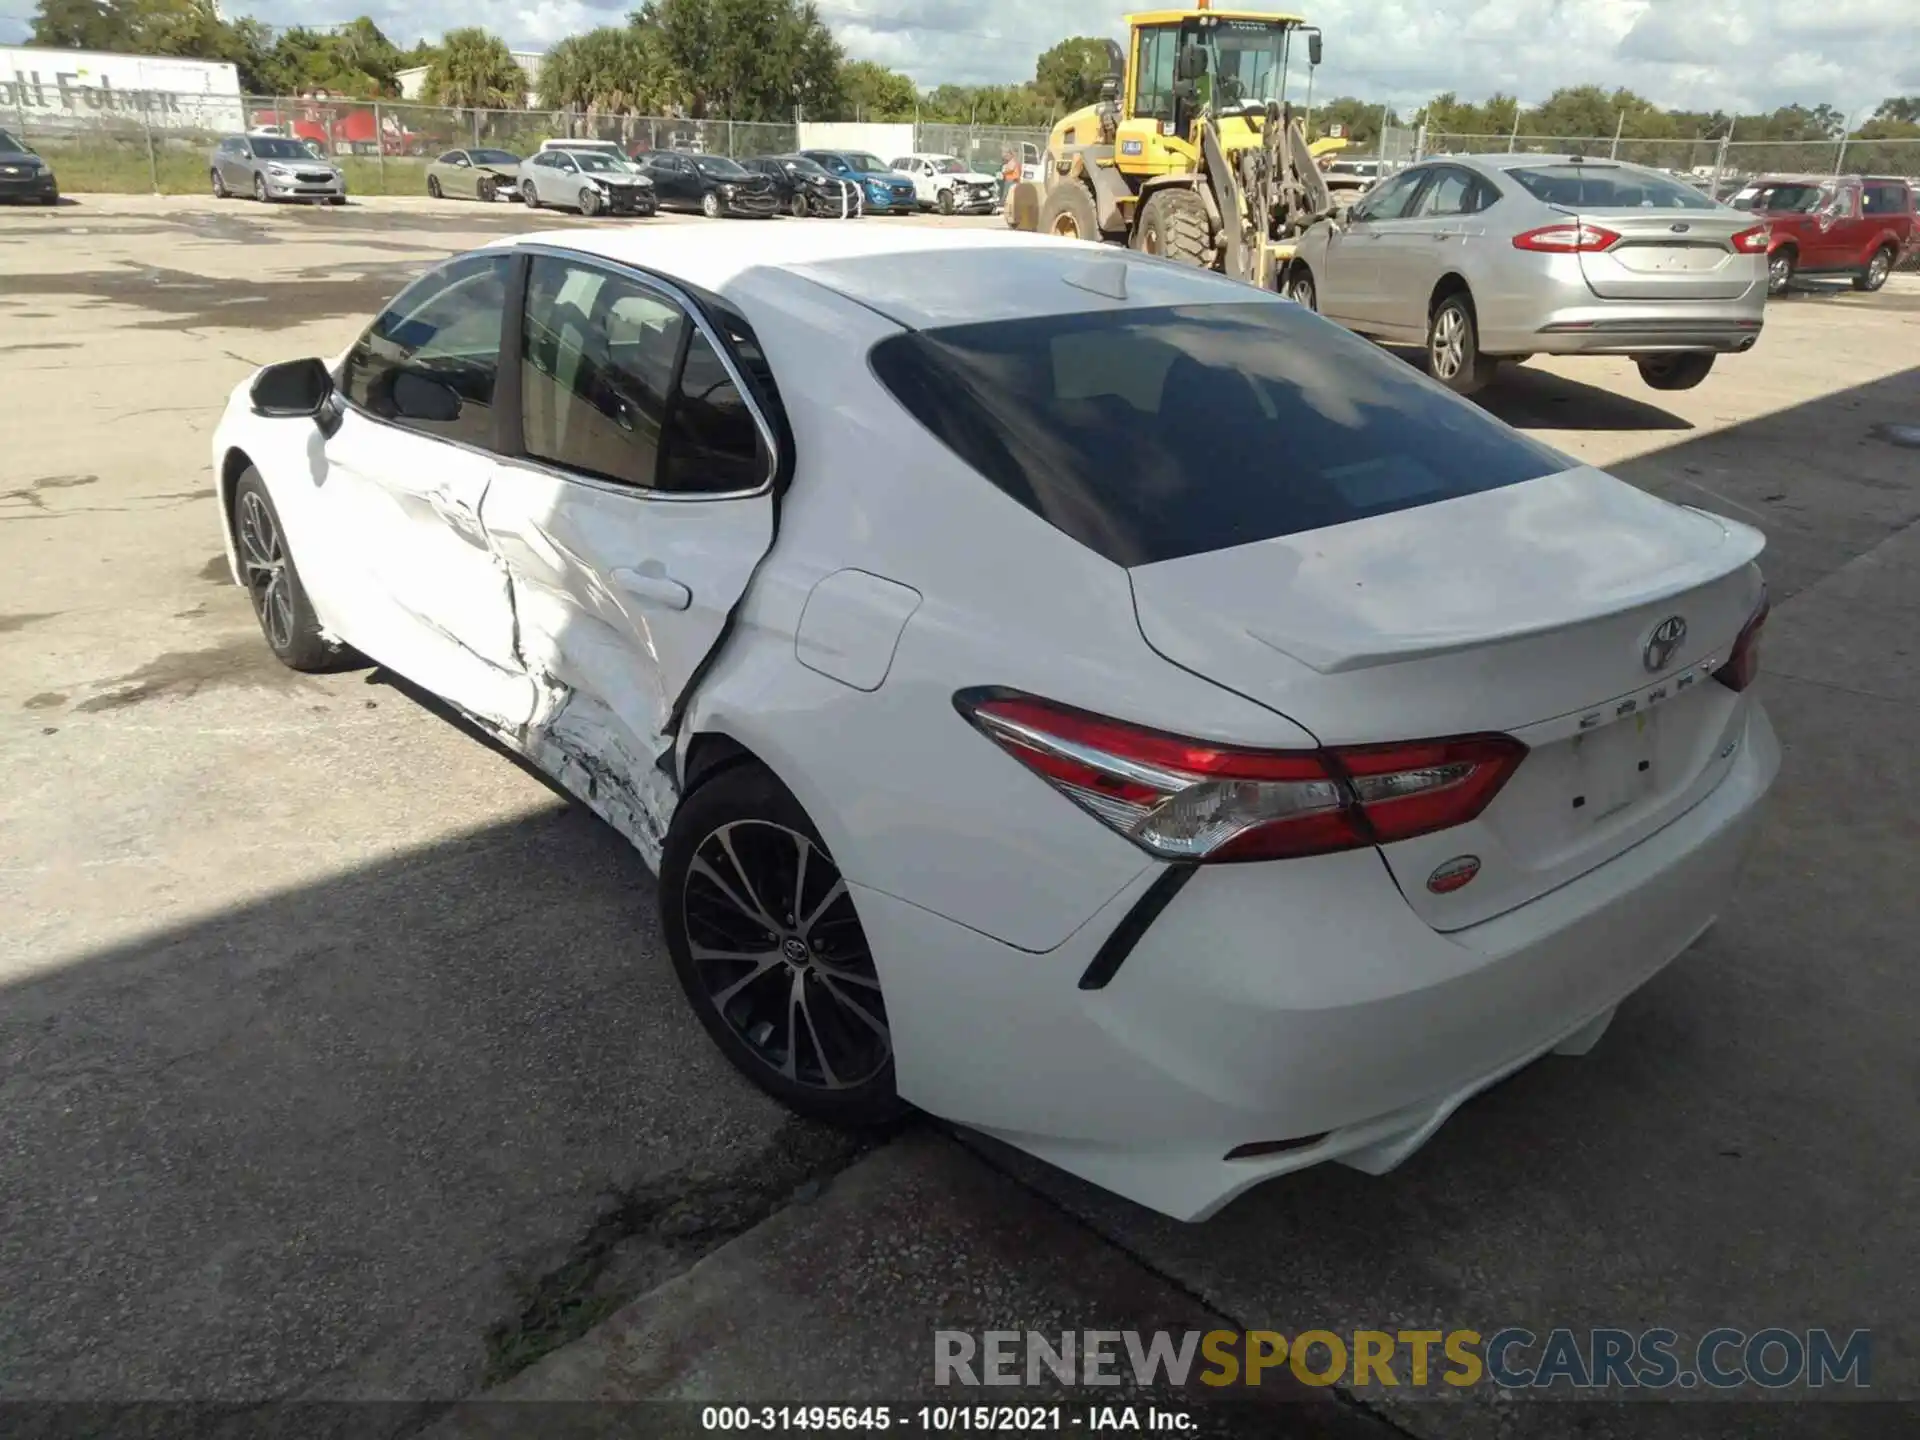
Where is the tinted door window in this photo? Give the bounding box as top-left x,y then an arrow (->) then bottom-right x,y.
522,256 -> 686,488
869,301 -> 1561,566
660,331 -> 763,493
1135,25 -> 1177,123
1418,167 -> 1477,217
1354,168 -> 1428,221
339,252 -> 511,448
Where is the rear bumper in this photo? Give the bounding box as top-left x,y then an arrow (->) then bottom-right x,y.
863,699 -> 1778,1222
1522,314 -> 1765,355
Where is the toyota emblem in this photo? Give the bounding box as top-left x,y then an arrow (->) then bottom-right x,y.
1644,616 -> 1688,672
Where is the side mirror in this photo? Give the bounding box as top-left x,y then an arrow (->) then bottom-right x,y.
250,357 -> 333,418
1307,30 -> 1323,67
1099,75 -> 1120,102
391,371 -> 462,424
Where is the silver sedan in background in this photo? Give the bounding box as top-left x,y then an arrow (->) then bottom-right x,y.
1284,154 -> 1769,395
210,134 -> 346,204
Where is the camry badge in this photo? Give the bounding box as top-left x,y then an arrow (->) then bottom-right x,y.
1644,616 -> 1687,672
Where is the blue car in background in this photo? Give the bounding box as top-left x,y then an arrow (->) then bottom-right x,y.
798,150 -> 918,214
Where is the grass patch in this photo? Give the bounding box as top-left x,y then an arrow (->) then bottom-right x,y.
33,141 -> 433,196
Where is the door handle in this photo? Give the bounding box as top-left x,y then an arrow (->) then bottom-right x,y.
610,565 -> 691,612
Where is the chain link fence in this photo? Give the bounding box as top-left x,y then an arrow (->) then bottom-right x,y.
6,89 -> 1052,196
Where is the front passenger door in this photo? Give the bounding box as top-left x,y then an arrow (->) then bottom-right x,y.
480,254 -> 778,861
1322,167 -> 1430,327
322,251 -> 536,727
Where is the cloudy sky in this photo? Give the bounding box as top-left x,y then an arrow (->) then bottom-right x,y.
4,0 -> 1914,116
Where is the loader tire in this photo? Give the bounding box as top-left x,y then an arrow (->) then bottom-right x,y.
1036,182 -> 1100,241
1134,188 -> 1212,268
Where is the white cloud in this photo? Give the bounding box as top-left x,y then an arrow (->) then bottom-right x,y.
3,0 -> 1910,117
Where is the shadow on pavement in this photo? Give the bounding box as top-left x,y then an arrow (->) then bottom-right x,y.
1478,361 -> 1695,433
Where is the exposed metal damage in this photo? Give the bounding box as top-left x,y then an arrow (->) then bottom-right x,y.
515,677 -> 679,875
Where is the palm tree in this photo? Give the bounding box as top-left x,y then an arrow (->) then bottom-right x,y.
423,28 -> 527,110
539,27 -> 664,116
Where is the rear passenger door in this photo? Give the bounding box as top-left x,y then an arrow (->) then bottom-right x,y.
479,252 -> 779,860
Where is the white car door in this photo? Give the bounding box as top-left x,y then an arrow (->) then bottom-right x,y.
478,250 -> 777,864
320,251 -> 537,728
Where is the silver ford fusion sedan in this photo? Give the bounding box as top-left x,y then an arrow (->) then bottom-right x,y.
1284,154 -> 1769,395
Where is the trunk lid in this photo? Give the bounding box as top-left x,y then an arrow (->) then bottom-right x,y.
1576,208 -> 1760,300
1128,468 -> 1767,928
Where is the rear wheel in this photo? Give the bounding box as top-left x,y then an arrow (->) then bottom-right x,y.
1637,353 -> 1716,391
1036,181 -> 1099,241
1767,246 -> 1795,296
1855,245 -> 1894,292
1134,188 -> 1212,267
427,175 -> 442,199
1426,292 -> 1498,396
662,763 -> 904,1127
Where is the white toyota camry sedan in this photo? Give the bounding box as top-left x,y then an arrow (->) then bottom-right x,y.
211,224 -> 1778,1221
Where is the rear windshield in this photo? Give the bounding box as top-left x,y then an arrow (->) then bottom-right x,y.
869,302 -> 1563,567
1507,165 -> 1716,210
1749,182 -> 1825,213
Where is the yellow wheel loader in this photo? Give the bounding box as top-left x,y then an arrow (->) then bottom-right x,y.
1009,3 -> 1335,292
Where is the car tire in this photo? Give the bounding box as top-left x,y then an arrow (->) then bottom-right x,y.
1854,245 -> 1894,292
661,762 -> 906,1128
937,186 -> 956,216
579,186 -> 601,217
211,168 -> 228,198
253,174 -> 268,203
1767,246 -> 1796,297
790,192 -> 809,218
427,175 -> 442,199
522,181 -> 539,209
477,176 -> 495,203
1636,353 -> 1716,391
1037,181 -> 1100,242
1134,188 -> 1211,266
230,469 -> 350,674
1426,292 -> 1499,396
702,190 -> 723,219
1284,265 -> 1317,310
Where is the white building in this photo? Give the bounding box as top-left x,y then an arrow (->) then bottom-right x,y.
1,45 -> 245,132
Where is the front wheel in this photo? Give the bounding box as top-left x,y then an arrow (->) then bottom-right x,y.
1134,188 -> 1211,266
1637,353 -> 1716,391
937,186 -> 956,216
253,173 -> 268,203
477,176 -> 495,203
578,186 -> 601,217
790,191 -> 809,218
1427,293 -> 1499,396
427,175 -> 442,199
1855,246 -> 1894,292
211,168 -> 228,198
521,181 -> 539,209
1284,266 -> 1317,311
661,763 -> 905,1127
1767,247 -> 1795,296
702,190 -> 723,219
1036,182 -> 1100,242
230,470 -> 350,673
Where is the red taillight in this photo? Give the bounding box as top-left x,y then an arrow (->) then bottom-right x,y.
955,690 -> 1527,864
1512,223 -> 1621,253
1731,224 -> 1770,254
1715,594 -> 1769,692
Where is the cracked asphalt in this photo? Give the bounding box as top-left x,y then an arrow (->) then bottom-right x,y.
2,194 -> 1916,1434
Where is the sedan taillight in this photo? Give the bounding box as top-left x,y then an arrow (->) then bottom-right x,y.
955,690 -> 1527,863
1731,224 -> 1770,254
1512,223 -> 1621,253
1715,594 -> 1769,693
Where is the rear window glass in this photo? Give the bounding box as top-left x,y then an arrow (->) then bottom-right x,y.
869,302 -> 1563,567
1507,165 -> 1716,210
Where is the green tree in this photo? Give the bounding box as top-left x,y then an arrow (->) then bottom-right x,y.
836,58 -> 917,121
540,26 -> 669,114
422,27 -> 527,109
1309,95 -> 1401,147
1873,95 -> 1920,126
636,0 -> 842,121
30,0 -> 127,50
1033,36 -> 1115,114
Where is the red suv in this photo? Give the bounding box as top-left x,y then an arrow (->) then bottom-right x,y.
1731,174 -> 1916,295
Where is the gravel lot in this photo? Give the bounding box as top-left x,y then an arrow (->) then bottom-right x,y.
2,193 -> 1914,1431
